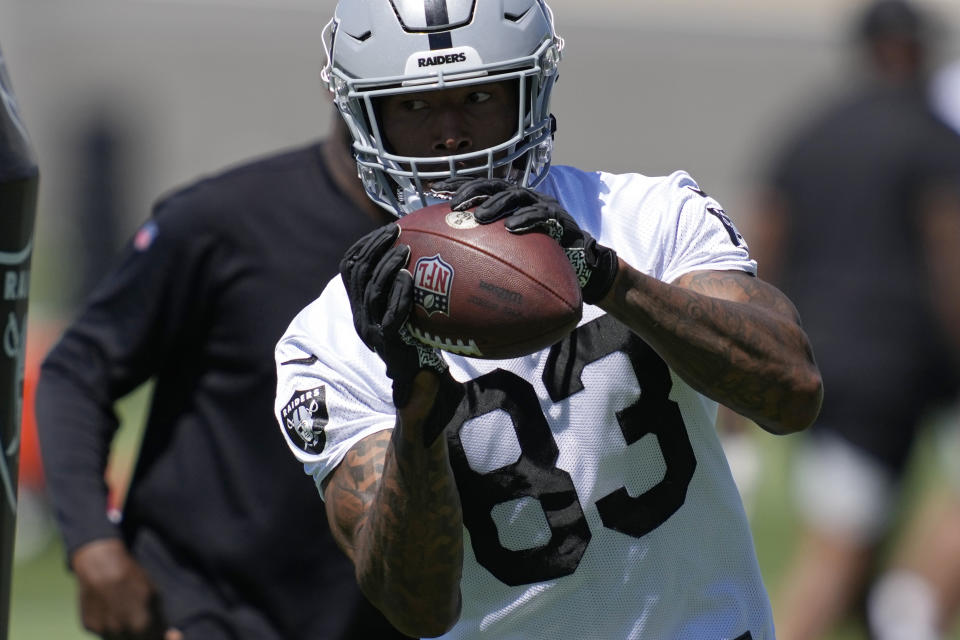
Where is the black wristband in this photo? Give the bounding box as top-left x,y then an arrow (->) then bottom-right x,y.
581,243 -> 619,305
421,373 -> 466,447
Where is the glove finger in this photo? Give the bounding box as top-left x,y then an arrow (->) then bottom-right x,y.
364,244 -> 411,326
340,224 -> 400,287
505,203 -> 575,244
446,178 -> 513,211
356,244 -> 408,348
429,176 -> 475,196
341,223 -> 400,269
340,224 -> 400,312
381,269 -> 414,337
500,205 -> 555,232
473,188 -> 539,223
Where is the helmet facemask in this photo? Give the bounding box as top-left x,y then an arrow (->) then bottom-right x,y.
321,0 -> 563,215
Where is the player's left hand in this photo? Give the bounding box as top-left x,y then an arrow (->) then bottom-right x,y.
339,224 -> 448,408
439,177 -> 619,304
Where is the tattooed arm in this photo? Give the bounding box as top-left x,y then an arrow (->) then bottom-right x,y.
322,372 -> 463,638
597,261 -> 823,435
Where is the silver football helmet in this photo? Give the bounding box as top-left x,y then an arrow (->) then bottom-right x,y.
322,0 -> 564,214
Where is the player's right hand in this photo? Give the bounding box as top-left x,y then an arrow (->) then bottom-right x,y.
440,177 -> 619,304
70,538 -> 181,640
339,224 -> 448,408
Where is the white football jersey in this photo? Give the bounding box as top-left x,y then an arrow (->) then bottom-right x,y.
275,166 -> 771,640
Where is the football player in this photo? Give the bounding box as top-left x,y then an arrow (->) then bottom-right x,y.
274,1 -> 822,638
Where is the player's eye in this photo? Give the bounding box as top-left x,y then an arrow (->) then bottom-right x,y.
466,91 -> 492,104
403,99 -> 430,111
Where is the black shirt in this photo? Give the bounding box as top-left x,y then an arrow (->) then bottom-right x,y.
35,142 -> 402,638
769,83 -> 960,390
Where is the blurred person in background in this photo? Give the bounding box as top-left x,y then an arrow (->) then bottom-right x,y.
742,0 -> 960,638
33,107 -> 412,639
863,52 -> 960,640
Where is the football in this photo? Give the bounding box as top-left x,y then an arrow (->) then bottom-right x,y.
396,200 -> 582,359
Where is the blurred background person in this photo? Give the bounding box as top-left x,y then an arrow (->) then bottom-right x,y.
864,49 -> 960,640
742,1 -> 960,638
34,105 -> 412,637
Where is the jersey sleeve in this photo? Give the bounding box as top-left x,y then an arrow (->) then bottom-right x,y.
35,194 -> 227,554
274,277 -> 396,499
576,169 -> 756,285
653,171 -> 757,283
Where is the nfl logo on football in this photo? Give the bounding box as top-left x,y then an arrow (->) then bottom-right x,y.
412,254 -> 453,316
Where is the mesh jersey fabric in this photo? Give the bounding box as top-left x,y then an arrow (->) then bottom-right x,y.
275,165 -> 770,639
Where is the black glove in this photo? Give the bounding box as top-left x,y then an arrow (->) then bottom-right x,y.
339,224 -> 449,408
444,178 -> 619,304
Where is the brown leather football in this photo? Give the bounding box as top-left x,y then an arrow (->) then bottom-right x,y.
396,201 -> 582,359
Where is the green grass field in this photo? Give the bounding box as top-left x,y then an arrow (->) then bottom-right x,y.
7,401 -> 960,639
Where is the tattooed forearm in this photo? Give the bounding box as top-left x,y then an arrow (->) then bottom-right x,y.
324,412 -> 464,637
602,266 -> 822,434
681,270 -> 802,322
325,431 -> 390,557
363,425 -> 463,628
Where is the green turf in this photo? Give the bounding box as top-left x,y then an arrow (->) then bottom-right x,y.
749,426 -> 960,640
9,540 -> 89,640
7,383 -> 151,640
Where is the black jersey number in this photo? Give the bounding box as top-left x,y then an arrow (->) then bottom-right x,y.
446,314 -> 697,586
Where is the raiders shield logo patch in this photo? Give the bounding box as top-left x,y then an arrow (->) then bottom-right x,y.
412,254 -> 453,316
280,386 -> 328,455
